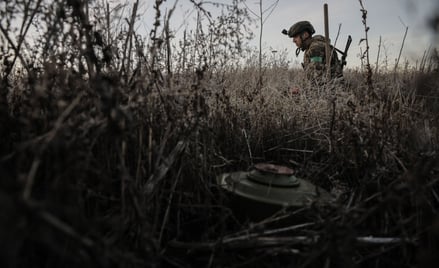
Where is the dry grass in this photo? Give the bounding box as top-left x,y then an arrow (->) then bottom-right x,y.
1,0 -> 439,267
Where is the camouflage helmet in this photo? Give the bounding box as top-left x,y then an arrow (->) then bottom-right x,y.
288,21 -> 315,37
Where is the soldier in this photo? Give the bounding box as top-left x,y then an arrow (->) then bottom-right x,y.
285,21 -> 343,90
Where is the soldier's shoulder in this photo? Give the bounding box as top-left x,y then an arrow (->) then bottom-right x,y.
310,35 -> 326,47
307,36 -> 326,55
312,35 -> 326,41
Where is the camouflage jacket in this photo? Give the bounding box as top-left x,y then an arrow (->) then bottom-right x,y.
302,35 -> 343,84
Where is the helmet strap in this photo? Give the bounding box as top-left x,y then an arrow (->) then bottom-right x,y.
295,33 -> 307,56
299,34 -> 306,51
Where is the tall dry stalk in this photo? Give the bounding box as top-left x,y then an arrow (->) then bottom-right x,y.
394,21 -> 409,72
358,0 -> 373,91
243,0 -> 279,91
119,0 -> 139,82
375,35 -> 381,73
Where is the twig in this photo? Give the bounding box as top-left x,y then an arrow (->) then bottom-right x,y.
22,91 -> 85,200
242,128 -> 253,165
164,1 -> 178,86
375,36 -> 382,73
120,0 -> 139,81
223,222 -> 315,243
394,24 -> 409,72
136,125 -> 144,184
275,148 -> 314,153
328,23 -> 342,149
358,0 -> 374,91
169,234 -> 416,251
386,146 -> 408,172
158,166 -> 182,247
145,140 -> 187,195
25,199 -> 94,248
432,188 -> 439,204
120,140 -> 128,216
23,159 -> 41,200
39,210 -> 94,248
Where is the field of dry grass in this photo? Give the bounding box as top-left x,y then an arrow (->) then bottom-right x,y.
1,0 -> 439,267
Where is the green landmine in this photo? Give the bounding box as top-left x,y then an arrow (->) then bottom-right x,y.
216,163 -> 333,222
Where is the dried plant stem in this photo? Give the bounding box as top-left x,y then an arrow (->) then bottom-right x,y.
136,125 -> 144,184
359,47 -> 364,69
148,113 -> 153,176
23,158 -> 41,200
169,235 -> 412,251
145,140 -> 187,195
120,140 -> 127,216
420,49 -> 427,72
80,1 -> 97,78
359,0 -> 373,90
242,129 -> 253,165
258,0 -> 263,89
182,30 -> 187,71
328,24 -> 342,148
106,2 -> 111,44
120,0 -> 139,81
244,0 -> 279,91
158,166 -> 181,247
324,4 -> 330,78
149,0 -> 164,72
34,204 -> 94,248
394,26 -> 408,72
23,92 -> 84,200
164,13 -> 172,84
375,35 -> 382,73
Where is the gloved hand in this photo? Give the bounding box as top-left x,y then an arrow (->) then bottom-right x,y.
290,87 -> 300,95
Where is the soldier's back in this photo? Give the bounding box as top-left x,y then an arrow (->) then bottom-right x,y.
303,35 -> 343,83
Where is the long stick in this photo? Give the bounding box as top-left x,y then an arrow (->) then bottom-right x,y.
120,0 -> 139,80
258,0 -> 263,90
324,3 -> 330,79
169,235 -> 415,251
394,26 -> 408,72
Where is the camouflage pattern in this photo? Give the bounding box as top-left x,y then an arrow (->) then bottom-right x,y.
302,35 -> 343,84
288,21 -> 315,37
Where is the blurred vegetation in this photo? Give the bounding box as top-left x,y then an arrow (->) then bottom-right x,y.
1,0 -> 438,267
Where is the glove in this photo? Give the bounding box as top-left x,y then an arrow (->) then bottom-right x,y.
290,87 -> 300,95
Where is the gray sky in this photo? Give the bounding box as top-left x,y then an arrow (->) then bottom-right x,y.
126,0 -> 439,69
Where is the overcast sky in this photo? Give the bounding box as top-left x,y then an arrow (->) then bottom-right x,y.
134,0 -> 439,69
